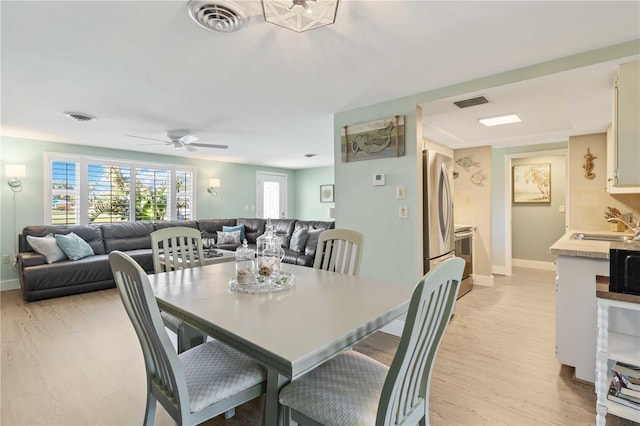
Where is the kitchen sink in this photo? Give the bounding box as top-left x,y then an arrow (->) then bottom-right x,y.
571,233 -> 631,242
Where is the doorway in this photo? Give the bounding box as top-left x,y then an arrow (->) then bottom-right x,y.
256,172 -> 287,219
504,149 -> 567,274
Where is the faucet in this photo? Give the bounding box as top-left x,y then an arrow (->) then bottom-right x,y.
606,212 -> 640,242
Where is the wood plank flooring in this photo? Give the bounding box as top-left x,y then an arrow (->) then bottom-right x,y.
0,267 -> 634,425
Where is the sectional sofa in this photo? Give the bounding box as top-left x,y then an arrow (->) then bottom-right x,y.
17,218 -> 334,302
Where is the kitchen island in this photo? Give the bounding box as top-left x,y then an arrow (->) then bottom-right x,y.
550,230 -> 639,383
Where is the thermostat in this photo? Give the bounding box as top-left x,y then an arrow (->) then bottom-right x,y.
373,174 -> 385,186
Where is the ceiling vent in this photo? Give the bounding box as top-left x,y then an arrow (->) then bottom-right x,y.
188,0 -> 248,33
64,112 -> 96,122
454,96 -> 489,109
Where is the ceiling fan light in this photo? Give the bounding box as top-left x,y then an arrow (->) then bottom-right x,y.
262,0 -> 339,32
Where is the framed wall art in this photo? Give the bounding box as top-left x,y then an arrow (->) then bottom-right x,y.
341,115 -> 405,162
512,163 -> 551,203
320,184 -> 334,203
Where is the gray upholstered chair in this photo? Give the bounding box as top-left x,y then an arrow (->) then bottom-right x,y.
109,251 -> 267,426
150,226 -> 208,353
279,256 -> 465,426
313,229 -> 364,276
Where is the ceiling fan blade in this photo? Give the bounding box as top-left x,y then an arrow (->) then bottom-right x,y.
126,134 -> 170,143
189,143 -> 229,149
179,135 -> 199,145
183,145 -> 197,152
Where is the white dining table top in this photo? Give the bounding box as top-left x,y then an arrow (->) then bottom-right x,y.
148,261 -> 413,378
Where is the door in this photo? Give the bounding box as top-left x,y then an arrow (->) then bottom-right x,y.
256,172 -> 287,219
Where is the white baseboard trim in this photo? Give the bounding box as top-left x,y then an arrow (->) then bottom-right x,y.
492,265 -> 508,276
512,258 -> 556,271
1,279 -> 20,291
380,319 -> 404,337
471,274 -> 494,287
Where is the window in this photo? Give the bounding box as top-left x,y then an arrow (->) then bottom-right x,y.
46,153 -> 195,225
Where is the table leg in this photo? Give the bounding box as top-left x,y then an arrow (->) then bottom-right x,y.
264,369 -> 289,426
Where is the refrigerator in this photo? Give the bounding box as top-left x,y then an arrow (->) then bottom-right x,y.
423,149 -> 455,274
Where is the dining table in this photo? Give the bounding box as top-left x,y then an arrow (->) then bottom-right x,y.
148,261 -> 414,426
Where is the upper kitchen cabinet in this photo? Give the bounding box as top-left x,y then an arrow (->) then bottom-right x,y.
608,60 -> 640,194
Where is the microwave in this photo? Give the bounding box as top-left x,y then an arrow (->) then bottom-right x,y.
610,248 -> 640,296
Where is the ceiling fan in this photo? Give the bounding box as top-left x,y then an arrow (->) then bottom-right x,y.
127,130 -> 228,152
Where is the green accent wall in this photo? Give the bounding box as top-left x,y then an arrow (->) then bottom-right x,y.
0,136 -> 295,284
292,166 -> 335,221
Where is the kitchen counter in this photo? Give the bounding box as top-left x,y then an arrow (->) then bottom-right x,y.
549,230 -> 639,259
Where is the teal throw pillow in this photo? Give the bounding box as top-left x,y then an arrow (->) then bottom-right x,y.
223,224 -> 245,242
26,234 -> 68,264
54,232 -> 94,261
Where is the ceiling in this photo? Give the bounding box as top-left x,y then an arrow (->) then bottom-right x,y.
1,1 -> 639,169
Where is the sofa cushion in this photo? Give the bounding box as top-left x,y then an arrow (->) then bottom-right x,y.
102,221 -> 154,252
26,234 -> 67,264
22,225 -> 105,255
271,219 -> 297,248
237,218 -> 266,244
153,220 -> 198,231
304,229 -> 324,258
197,219 -> 237,234
22,254 -> 112,291
54,232 -> 95,260
223,224 -> 246,242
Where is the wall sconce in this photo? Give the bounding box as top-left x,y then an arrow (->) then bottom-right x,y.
6,164 -> 26,192
207,178 -> 220,197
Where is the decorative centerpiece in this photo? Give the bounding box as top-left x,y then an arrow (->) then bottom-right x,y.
235,239 -> 255,286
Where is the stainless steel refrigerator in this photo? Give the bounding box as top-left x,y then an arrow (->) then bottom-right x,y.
423,149 -> 455,274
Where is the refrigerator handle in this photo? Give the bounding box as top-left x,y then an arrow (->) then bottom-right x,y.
441,162 -> 453,243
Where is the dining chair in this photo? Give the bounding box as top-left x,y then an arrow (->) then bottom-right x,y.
150,226 -> 207,353
109,251 -> 267,426
279,256 -> 465,426
313,229 -> 364,276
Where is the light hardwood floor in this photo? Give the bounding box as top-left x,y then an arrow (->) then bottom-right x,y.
0,267 -> 634,425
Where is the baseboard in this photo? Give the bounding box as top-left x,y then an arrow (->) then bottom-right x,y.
492,265 -> 508,276
471,274 -> 494,287
512,258 -> 556,271
1,279 -> 20,291
380,319 -> 404,337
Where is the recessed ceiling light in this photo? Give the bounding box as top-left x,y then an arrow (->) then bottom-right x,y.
64,112 -> 96,122
304,153 -> 317,158
478,114 -> 521,127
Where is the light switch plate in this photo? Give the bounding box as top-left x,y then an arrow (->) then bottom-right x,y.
399,205 -> 408,219
373,174 -> 385,186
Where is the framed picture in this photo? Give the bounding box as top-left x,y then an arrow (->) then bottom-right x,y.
512,163 -> 551,203
320,184 -> 334,203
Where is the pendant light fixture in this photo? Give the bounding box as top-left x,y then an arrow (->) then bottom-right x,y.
262,0 -> 339,32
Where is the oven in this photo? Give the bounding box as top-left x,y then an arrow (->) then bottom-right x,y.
454,225 -> 474,299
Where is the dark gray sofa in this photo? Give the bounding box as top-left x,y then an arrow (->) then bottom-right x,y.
17,218 -> 334,302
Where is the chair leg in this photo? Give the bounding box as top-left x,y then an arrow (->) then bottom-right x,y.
223,408 -> 235,419
184,325 -> 206,350
143,392 -> 157,426
176,327 -> 187,354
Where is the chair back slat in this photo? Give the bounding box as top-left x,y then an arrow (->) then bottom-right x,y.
109,251 -> 190,418
313,229 -> 363,276
376,257 -> 464,426
151,227 -> 205,273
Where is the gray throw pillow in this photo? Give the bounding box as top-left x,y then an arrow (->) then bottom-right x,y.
26,234 -> 67,264
289,229 -> 308,252
217,230 -> 241,245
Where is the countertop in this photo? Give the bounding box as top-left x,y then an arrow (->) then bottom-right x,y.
549,229 -> 640,259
